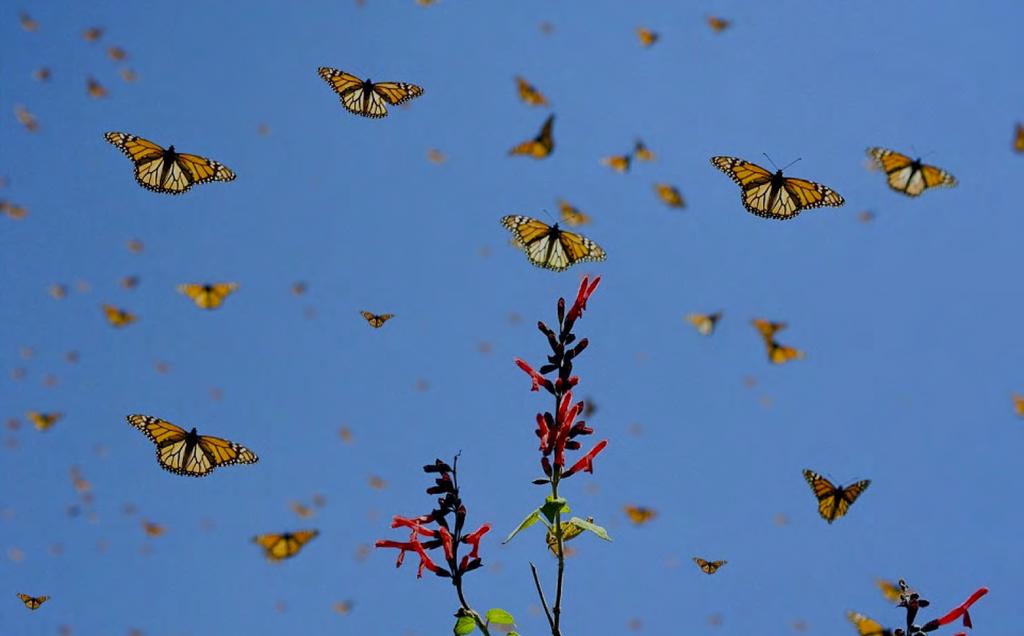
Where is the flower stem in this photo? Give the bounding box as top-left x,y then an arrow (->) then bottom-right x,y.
530,561 -> 555,631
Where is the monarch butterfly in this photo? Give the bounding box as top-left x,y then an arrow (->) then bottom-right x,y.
82,27 -> 102,41
634,139 -> 655,162
601,154 -> 631,173
360,311 -> 394,328
693,557 -> 727,574
1014,124 -> 1024,153
120,275 -> 140,290
16,593 -> 49,610
177,283 -> 239,310
15,105 -> 39,132
19,12 -> 38,31
104,132 -> 236,194
120,68 -> 138,83
707,16 -> 731,32
857,210 -> 876,223
866,148 -> 956,196
107,46 -> 127,61
751,318 -> 787,340
1,200 -> 28,219
766,340 -> 804,364
142,521 -> 166,537
509,114 -> 555,158
846,611 -> 893,636
875,578 -> 903,603
501,215 -> 606,272
1013,393 -> 1024,417
126,414 -> 259,477
102,304 -> 137,328
802,469 -> 870,523
636,27 -> 659,47
252,530 -> 319,561
290,501 -> 315,519
333,600 -> 355,615
654,183 -> 685,208
686,312 -> 721,336
33,67 -> 51,81
711,156 -> 844,219
426,148 -> 447,164
515,75 -> 549,106
87,77 -> 107,98
317,67 -> 423,118
27,411 -> 62,431
546,516 -> 591,556
557,199 -> 591,226
624,505 -> 657,525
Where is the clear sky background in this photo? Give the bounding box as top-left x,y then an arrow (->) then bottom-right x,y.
2,1 -> 1023,635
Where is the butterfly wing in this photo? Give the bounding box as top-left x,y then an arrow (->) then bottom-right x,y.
558,200 -> 591,226
516,76 -> 548,106
103,304 -> 136,327
509,115 -> 555,158
847,611 -> 891,636
686,313 -> 719,336
802,469 -> 842,521
767,341 -> 804,364
253,530 -> 319,560
360,311 -> 395,328
196,433 -> 259,471
17,593 -> 49,609
372,81 -> 424,106
172,153 -> 236,192
867,147 -> 955,196
557,228 -> 607,270
1014,124 -> 1024,153
178,283 -> 238,309
624,505 -> 655,525
781,176 -> 845,212
318,67 -> 373,115
752,318 -> 786,341
875,579 -> 903,603
28,411 -> 60,430
655,183 -> 685,208
601,155 -> 631,173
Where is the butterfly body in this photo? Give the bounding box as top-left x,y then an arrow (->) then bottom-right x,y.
711,156 -> 843,219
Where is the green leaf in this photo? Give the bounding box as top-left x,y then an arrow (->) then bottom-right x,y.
454,615 -> 476,635
485,608 -> 516,625
539,496 -> 570,523
569,516 -> 612,542
503,509 -> 542,544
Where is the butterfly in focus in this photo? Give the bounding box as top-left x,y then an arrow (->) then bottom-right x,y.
177,282 -> 239,310
501,215 -> 606,272
546,516 -> 592,556
846,611 -> 893,636
16,593 -> 49,610
509,114 -> 555,158
142,521 -> 166,537
360,311 -> 394,328
252,530 -> 319,561
515,75 -> 549,106
126,414 -> 259,477
633,139 -> 654,162
624,505 -> 657,525
875,578 -> 903,603
317,67 -> 423,118
105,132 -> 236,194
103,304 -> 137,328
686,312 -> 722,336
1014,124 -> 1024,153
866,148 -> 957,197
557,199 -> 591,226
654,183 -> 685,208
636,27 -> 659,47
693,557 -> 727,574
802,469 -> 870,523
87,77 -> 108,98
711,156 -> 844,219
27,411 -> 62,431
707,16 -> 731,32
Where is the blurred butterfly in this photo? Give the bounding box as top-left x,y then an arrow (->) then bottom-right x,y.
333,600 -> 354,615
16,593 -> 49,610
1,200 -> 28,219
509,114 -> 555,158
120,68 -> 138,82
693,557 -> 726,574
317,67 -> 423,118
368,475 -> 387,489
107,46 -> 127,61
82,27 -> 102,41
426,148 -> 447,164
49,284 -> 67,299
121,275 -> 140,290
875,578 -> 903,603
752,318 -> 787,341
546,516 -> 592,556
27,411 -> 62,431
19,12 -> 38,31
686,312 -> 721,336
601,153 -> 631,173
177,282 -> 239,310
126,414 -> 259,477
634,139 -> 654,162
557,199 -> 591,226
290,501 -> 315,519
857,210 -> 876,223
636,27 -> 659,47
654,183 -> 685,208
105,132 -> 236,194
142,521 -> 165,537
707,16 -> 731,32
253,530 -> 319,561
360,311 -> 394,328
624,505 -> 657,525
501,215 -> 606,272
866,148 -> 956,197
103,304 -> 137,327
32,67 -> 51,81
87,77 -> 108,98
711,156 -> 844,219
802,469 -> 870,523
127,238 -> 144,253
766,340 -> 804,365
846,611 -> 893,636
1014,124 -> 1024,153
15,105 -> 39,132
515,75 -> 549,106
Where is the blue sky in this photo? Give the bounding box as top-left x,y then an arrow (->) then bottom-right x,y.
3,1 -> 1023,634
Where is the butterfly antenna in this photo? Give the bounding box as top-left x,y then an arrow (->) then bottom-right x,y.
762,153 -> 780,170
539,208 -> 557,224
780,157 -> 803,171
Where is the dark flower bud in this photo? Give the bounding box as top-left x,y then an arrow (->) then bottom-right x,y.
423,459 -> 452,474
557,298 -> 565,324
565,440 -> 581,450
539,363 -> 558,374
463,557 -> 483,573
537,321 -> 554,337
532,478 -> 550,485
567,338 -> 589,360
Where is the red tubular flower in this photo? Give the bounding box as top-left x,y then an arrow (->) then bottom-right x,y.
567,276 -> 601,323
936,587 -> 988,628
561,439 -> 608,478
461,523 -> 491,559
390,516 -> 437,537
515,358 -> 555,393
438,526 -> 454,561
375,539 -> 415,567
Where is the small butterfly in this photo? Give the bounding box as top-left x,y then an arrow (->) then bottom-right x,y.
16,593 -> 49,610
751,318 -> 787,341
19,12 -> 39,32
15,105 -> 39,132
360,311 -> 394,328
501,215 -> 606,271
711,156 -> 844,220
693,557 -> 727,574
121,275 -> 140,290
515,75 -> 549,106
802,469 -> 870,523
636,27 -> 659,47
624,505 -> 657,525
177,283 -> 239,310
601,154 -> 631,173
766,340 -> 804,364
82,27 -> 103,41
126,414 -> 259,477
633,139 -> 654,162
846,611 -> 893,636
290,501 -> 315,519
557,199 -> 591,226
32,67 -> 51,81
509,114 -> 555,158
426,148 -> 447,164
27,411 -> 62,431
142,521 -> 166,537
707,16 -> 731,32
87,77 -> 108,98
103,304 -> 137,328
333,600 -> 355,615
107,46 -> 127,61
252,530 -> 319,561
1,200 -> 28,219
317,67 -> 423,118
1013,393 -> 1024,417
1014,124 -> 1024,153
875,578 -> 903,603
105,132 -> 235,194
866,148 -> 956,197
654,183 -> 685,208
686,312 -> 722,336
120,68 -> 138,83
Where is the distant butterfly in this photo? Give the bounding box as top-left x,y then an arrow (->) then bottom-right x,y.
32,67 -> 51,81
1013,393 -> 1024,417
546,516 -> 591,556
333,600 -> 354,615
857,210 -> 876,223
19,12 -> 39,31
686,312 -> 721,336
711,156 -> 844,219
87,77 -> 107,98
107,46 -> 127,61
49,284 -> 68,299
509,114 -> 555,158
766,340 -> 804,365
360,311 -> 395,328
105,132 -> 236,194
1014,124 -> 1024,153
636,27 -> 659,47
515,75 -> 549,106
120,68 -> 138,83
27,411 -> 62,431
866,148 -> 956,197
253,530 -> 319,561
802,469 -> 870,523
846,611 -> 893,636
317,67 -> 423,118
624,505 -> 657,525
142,521 -> 165,537
177,283 -> 239,310
82,27 -> 102,41
557,199 -> 591,226
15,105 -> 39,132
601,154 -> 631,173
693,557 -> 727,574
654,183 -> 685,208
127,239 -> 144,253
126,414 -> 259,477
290,501 -> 315,519
426,148 -> 447,164
633,139 -> 655,162
875,578 -> 903,603
752,318 -> 787,341
707,16 -> 731,32
120,275 -> 140,289
501,215 -> 606,272
1,200 -> 28,219
103,304 -> 137,328
16,593 -> 49,610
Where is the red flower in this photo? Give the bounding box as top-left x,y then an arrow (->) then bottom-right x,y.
438,526 -> 454,561
936,587 -> 988,628
461,523 -> 491,559
567,276 -> 601,323
515,358 -> 554,393
562,439 -> 608,478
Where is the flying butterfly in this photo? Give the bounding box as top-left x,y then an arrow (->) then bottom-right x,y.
27,411 -> 62,431
1014,124 -> 1024,153
711,156 -> 844,220
624,505 -> 657,525
142,521 -> 166,537
19,12 -> 39,31
693,557 -> 727,574
360,311 -> 395,328
707,16 -> 732,32
1013,393 -> 1024,417
636,27 -> 659,47
177,282 -> 239,310
126,414 -> 259,477
654,183 -> 685,208
601,153 -> 631,173
802,469 -> 870,523
82,27 -> 102,41
1,201 -> 28,219
290,501 -> 315,519
87,77 -> 108,98
501,215 -> 606,272
557,199 -> 591,226
633,139 -> 655,162
103,304 -> 137,328
766,340 -> 804,365
509,114 -> 555,158
515,75 -> 549,106
846,611 -> 893,636
686,312 -> 722,336
866,148 -> 957,197
16,593 -> 49,610
317,67 -> 423,118
104,132 -> 236,194
751,318 -> 787,341
15,105 -> 39,132
252,530 -> 319,561
875,578 -> 903,603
